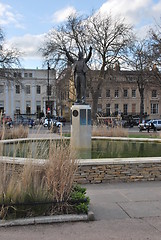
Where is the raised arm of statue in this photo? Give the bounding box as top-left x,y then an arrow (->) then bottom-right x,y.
85,46 -> 92,63
64,48 -> 75,63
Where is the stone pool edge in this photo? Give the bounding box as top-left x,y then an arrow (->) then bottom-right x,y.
1,137 -> 161,184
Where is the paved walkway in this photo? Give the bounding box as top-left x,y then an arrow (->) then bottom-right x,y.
1,127 -> 161,239
1,181 -> 161,239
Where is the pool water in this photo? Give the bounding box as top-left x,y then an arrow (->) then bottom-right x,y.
91,140 -> 161,158
2,139 -> 161,159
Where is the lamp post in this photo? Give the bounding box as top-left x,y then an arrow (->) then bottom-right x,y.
0,45 -> 3,63
47,61 -> 50,129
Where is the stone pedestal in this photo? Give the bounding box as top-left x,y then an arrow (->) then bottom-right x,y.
71,105 -> 91,158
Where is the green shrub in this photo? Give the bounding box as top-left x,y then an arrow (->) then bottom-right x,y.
74,203 -> 89,214
73,184 -> 87,194
70,185 -> 90,214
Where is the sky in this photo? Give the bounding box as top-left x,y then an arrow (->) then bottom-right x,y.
0,0 -> 161,69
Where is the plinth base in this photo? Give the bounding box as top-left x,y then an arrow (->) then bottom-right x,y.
71,105 -> 91,156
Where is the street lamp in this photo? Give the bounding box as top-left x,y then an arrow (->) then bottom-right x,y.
47,61 -> 50,129
0,45 -> 3,63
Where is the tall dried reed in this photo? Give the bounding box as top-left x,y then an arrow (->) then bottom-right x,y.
45,141 -> 77,202
92,124 -> 128,137
0,139 -> 78,219
0,125 -> 28,140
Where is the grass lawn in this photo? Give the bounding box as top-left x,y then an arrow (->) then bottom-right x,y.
128,131 -> 160,138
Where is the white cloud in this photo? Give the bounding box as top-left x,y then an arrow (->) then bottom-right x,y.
5,33 -> 45,56
5,34 -> 46,68
52,6 -> 76,23
4,34 -> 46,68
0,2 -> 24,28
99,0 -> 161,33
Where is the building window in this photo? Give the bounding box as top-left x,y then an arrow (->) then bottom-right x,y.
26,101 -> 31,114
132,89 -> 136,98
114,104 -> 119,115
132,104 -> 136,114
15,85 -> 20,94
24,73 -> 28,77
97,104 -> 102,113
36,85 -> 41,94
47,85 -> 52,96
123,104 -> 128,115
26,85 -> 30,94
106,103 -> 110,116
29,73 -> 33,78
0,101 -> 4,113
152,90 -> 157,98
106,89 -> 110,98
15,100 -> 20,114
0,85 -> 4,93
151,103 -> 158,114
14,72 -> 21,78
36,101 -> 41,114
115,89 -> 119,98
124,89 -> 128,98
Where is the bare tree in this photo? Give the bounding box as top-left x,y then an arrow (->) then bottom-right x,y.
40,14 -> 92,112
125,38 -> 156,121
0,28 -> 21,81
41,13 -> 133,120
85,13 -> 133,119
148,19 -> 161,85
149,20 -> 161,67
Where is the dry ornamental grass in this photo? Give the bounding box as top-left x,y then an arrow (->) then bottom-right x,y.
0,125 -> 28,140
0,140 -> 79,219
92,124 -> 128,137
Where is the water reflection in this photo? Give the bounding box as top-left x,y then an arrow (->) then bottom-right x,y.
91,140 -> 161,158
2,139 -> 161,159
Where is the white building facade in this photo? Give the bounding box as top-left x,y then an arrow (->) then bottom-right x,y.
0,68 -> 56,120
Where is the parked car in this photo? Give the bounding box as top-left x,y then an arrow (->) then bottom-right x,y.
150,119 -> 161,131
132,117 -> 140,126
43,118 -> 63,128
2,116 -> 12,124
21,118 -> 35,128
28,119 -> 35,128
138,119 -> 151,131
53,120 -> 63,128
122,120 -> 134,128
138,119 -> 161,132
58,116 -> 66,123
53,116 -> 66,123
43,118 -> 53,127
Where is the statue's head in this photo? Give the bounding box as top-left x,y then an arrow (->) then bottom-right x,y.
78,51 -> 83,59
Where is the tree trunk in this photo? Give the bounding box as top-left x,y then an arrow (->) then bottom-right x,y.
140,91 -> 144,122
91,92 -> 99,123
139,88 -> 144,123
137,74 -> 145,123
88,69 -> 105,122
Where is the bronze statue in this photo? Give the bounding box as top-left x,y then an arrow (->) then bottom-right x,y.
64,46 -> 92,104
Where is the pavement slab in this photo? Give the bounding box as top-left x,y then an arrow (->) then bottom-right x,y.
0,218 -> 161,240
118,201 -> 161,218
1,181 -> 161,239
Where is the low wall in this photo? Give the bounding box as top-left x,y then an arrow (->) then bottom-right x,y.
0,156 -> 161,184
75,158 -> 161,184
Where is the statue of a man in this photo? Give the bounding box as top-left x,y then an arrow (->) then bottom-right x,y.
64,46 -> 92,104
